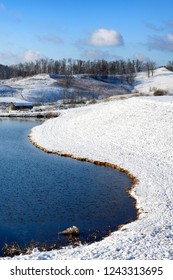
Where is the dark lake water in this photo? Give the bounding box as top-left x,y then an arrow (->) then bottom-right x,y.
0,119 -> 136,256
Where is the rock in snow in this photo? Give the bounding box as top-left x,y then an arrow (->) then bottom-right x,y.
59,226 -> 79,237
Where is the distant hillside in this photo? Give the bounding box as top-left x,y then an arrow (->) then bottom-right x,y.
1,65 -> 173,105
134,67 -> 173,95
0,72 -> 131,104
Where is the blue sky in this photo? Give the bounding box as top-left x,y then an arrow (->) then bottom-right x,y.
0,0 -> 173,66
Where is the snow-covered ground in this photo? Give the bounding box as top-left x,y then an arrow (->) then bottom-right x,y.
134,67 -> 173,94
1,67 -> 173,260
0,96 -> 33,105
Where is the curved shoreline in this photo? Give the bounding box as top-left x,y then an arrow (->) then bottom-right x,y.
28,133 -> 140,224
2,95 -> 173,259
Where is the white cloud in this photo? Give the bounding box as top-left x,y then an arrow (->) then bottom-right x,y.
0,50 -> 45,65
0,51 -> 19,65
20,50 -> 45,63
167,34 -> 173,42
89,28 -> 124,47
134,53 -> 150,62
148,34 -> 173,52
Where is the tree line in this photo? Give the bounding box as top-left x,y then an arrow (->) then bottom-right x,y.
0,58 -> 172,80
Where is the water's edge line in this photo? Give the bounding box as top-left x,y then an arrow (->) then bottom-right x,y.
28,133 -> 141,228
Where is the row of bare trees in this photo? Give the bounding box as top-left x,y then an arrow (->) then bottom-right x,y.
0,58 -> 170,80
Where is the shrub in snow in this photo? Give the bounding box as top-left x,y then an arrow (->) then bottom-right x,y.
153,89 -> 167,96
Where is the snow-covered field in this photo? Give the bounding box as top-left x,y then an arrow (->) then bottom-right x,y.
1,67 -> 173,260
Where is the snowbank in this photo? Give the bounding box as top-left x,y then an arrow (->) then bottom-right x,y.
9,95 -> 173,260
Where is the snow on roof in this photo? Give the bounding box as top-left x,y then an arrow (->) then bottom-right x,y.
11,102 -> 33,107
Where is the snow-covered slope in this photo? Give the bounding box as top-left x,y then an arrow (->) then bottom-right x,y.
0,73 -> 131,105
8,95 -> 172,260
1,67 -> 173,106
0,85 -> 16,97
134,67 -> 173,94
0,74 -> 63,103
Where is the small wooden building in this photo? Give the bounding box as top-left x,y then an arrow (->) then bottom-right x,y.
9,102 -> 33,110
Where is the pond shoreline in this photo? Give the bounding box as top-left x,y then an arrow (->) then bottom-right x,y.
23,96 -> 173,260
29,133 -> 140,221
0,111 -> 59,119
0,118 -> 137,258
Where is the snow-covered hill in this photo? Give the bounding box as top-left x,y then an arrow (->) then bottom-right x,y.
0,67 -> 173,107
0,74 -> 63,104
134,67 -> 173,94
0,73 -> 130,105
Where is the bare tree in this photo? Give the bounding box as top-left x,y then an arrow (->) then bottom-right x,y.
145,61 -> 156,78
